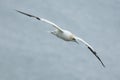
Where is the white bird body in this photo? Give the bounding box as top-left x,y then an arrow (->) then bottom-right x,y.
51,29 -> 75,41
16,10 -> 105,67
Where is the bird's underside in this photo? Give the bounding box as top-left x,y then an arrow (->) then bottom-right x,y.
16,10 -> 105,68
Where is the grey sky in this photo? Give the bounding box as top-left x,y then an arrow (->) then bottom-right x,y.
0,0 -> 120,80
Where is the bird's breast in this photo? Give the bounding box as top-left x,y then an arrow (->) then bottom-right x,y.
55,30 -> 74,41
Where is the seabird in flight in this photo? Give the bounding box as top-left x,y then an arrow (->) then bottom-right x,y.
16,10 -> 105,67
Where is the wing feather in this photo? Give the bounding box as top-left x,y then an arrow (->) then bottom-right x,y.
75,37 -> 105,67
16,10 -> 63,31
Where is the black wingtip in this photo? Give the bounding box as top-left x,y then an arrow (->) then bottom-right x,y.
15,10 -> 23,14
15,10 -> 31,16
102,63 -> 105,68
87,46 -> 105,68
15,10 -> 21,13
16,10 -> 41,21
36,17 -> 40,20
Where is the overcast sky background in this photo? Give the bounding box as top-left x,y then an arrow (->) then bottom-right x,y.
0,0 -> 120,80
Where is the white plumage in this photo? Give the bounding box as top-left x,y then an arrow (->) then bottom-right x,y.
16,10 -> 105,67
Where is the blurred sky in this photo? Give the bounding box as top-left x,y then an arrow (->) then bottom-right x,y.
0,0 -> 120,80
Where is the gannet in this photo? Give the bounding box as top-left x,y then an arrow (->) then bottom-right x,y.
16,10 -> 105,67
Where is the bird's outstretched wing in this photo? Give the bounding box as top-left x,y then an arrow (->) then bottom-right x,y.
16,10 -> 63,31
75,37 -> 105,67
